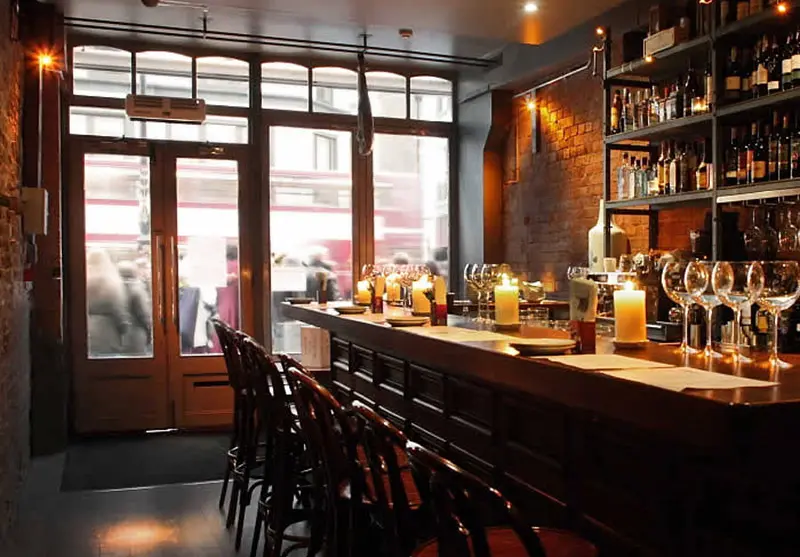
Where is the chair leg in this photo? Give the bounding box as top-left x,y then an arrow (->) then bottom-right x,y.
219,457 -> 232,510
235,468 -> 252,550
227,477 -> 241,529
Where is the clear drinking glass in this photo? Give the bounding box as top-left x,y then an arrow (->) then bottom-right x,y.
661,261 -> 696,354
469,265 -> 487,322
756,261 -> 800,369
712,261 -> 765,363
479,264 -> 500,322
685,260 -> 722,359
744,207 -> 766,260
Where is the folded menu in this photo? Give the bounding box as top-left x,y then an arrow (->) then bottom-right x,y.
600,367 -> 778,392
541,354 -> 675,370
404,326 -> 516,343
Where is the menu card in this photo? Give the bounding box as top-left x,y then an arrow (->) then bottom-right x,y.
541,354 -> 675,370
404,326 -> 516,343
600,367 -> 779,392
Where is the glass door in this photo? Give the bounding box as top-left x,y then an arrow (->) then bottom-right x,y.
69,140 -> 170,433
68,139 -> 250,433
162,145 -> 250,428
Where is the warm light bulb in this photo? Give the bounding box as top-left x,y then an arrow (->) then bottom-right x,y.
595,26 -> 606,36
526,98 -> 535,111
38,53 -> 53,67
778,2 -> 788,13
645,55 -> 654,63
523,2 -> 538,13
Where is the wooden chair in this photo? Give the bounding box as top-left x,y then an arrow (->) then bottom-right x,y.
350,400 -> 425,557
407,442 -> 597,557
284,365 -> 374,557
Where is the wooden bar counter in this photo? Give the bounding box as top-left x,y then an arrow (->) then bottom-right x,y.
283,303 -> 800,557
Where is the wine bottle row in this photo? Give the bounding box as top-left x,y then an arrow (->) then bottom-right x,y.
720,0 -> 785,26
722,110 -> 800,186
616,140 -> 714,200
723,30 -> 800,102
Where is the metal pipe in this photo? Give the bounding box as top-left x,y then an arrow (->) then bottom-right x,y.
63,17 -> 497,67
512,60 -> 591,99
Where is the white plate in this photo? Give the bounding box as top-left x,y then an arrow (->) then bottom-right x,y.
510,338 -> 576,356
335,306 -> 368,315
386,316 -> 429,327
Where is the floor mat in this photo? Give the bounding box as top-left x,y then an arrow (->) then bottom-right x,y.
61,432 -> 230,492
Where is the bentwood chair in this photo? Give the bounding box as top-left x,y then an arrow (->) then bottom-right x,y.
284,366 -> 375,557
350,401 -> 425,557
407,442 -> 597,557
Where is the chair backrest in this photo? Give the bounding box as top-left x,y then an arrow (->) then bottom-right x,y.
210,318 -> 242,391
238,337 -> 294,432
406,442 -> 547,557
351,401 -> 418,556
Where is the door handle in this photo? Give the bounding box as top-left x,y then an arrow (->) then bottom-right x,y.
154,235 -> 165,326
169,236 -> 178,327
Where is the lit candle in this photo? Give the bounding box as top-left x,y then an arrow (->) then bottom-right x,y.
613,281 -> 647,343
433,276 -> 446,305
374,276 -> 385,298
494,274 -> 520,325
412,277 -> 432,314
386,275 -> 401,303
356,280 -> 371,305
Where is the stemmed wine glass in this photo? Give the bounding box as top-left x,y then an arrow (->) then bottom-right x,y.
685,260 -> 722,359
756,261 -> 800,369
712,261 -> 765,363
397,265 -> 414,310
479,264 -> 500,322
661,260 -> 696,354
463,264 -> 479,321
470,265 -> 489,322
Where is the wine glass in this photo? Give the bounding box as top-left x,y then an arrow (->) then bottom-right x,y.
397,265 -> 414,310
479,264 -> 500,322
470,265 -> 488,322
661,261 -> 696,354
685,260 -> 722,359
712,261 -> 765,363
756,261 -> 800,369
744,207 -> 766,260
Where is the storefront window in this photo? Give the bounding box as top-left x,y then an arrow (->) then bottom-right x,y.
197,56 -> 249,107
72,46 -> 132,99
262,62 -> 309,111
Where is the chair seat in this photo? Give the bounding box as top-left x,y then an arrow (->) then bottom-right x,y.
413,526 -> 597,557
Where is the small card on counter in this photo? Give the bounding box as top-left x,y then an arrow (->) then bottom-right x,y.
539,354 -> 675,370
600,367 -> 779,392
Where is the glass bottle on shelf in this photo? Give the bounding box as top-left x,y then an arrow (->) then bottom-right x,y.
792,27 -> 800,88
686,142 -> 698,191
779,112 -> 791,180
739,46 -> 751,101
684,66 -> 698,117
669,141 -> 680,195
664,141 -> 674,194
610,89 -> 622,134
678,142 -> 691,193
696,140 -> 709,191
675,77 -> 684,119
744,206 -> 766,260
617,152 -> 630,200
792,111 -> 800,179
720,0 -> 732,25
639,157 -> 650,197
666,82 -> 677,121
768,111 -> 779,181
767,35 -> 782,95
648,156 -> 660,195
659,86 -> 669,122
736,0 -> 749,21
704,57 -> 714,112
738,126 -> 750,184
749,0 -> 763,16
783,32 -> 794,91
724,46 -> 743,102
756,35 -> 769,98
657,142 -> 668,194
649,86 -> 660,125
725,128 -> 739,187
777,206 -> 799,260
628,156 -> 638,199
623,89 -> 634,131
638,89 -> 649,129
750,121 -> 768,183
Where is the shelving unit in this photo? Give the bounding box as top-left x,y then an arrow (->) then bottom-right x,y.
602,1 -> 800,259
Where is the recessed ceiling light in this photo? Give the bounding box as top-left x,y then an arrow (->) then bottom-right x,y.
523,2 -> 538,13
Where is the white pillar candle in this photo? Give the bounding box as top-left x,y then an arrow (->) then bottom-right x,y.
356,280 -> 371,305
613,281 -> 647,343
494,275 -> 520,325
412,277 -> 432,314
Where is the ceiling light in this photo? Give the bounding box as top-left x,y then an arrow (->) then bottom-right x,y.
777,2 -> 788,13
523,2 -> 538,14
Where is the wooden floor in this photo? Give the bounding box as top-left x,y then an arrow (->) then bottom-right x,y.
0,453 -> 259,557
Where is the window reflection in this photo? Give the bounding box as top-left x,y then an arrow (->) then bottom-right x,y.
366,71 -> 407,119
196,56 -> 249,107
312,67 -> 358,115
136,51 -> 192,98
262,62 -> 309,111
73,46 -> 132,99
410,76 -> 453,122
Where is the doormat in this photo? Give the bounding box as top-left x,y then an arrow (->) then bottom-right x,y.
61,432 -> 230,492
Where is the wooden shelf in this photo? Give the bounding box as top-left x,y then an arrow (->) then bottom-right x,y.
717,87 -> 800,118
716,179 -> 800,203
716,2 -> 800,39
606,36 -> 711,82
607,189 -> 714,210
604,113 -> 712,144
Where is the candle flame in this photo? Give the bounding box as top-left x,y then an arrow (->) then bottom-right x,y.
501,273 -> 511,287
623,280 -> 635,291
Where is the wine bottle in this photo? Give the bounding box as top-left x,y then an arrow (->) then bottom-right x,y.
725,128 -> 739,187
638,89 -> 649,129
792,112 -> 800,179
768,112 -> 779,181
628,156 -> 638,199
793,27 -> 800,87
750,121 -> 767,183
677,142 -> 689,193
684,66 -> 699,117
669,142 -> 679,194
725,47 -> 743,102
657,142 -> 668,195
649,86 -> 660,125
697,140 -> 709,191
610,89 -> 622,134
720,0 -> 732,25
756,36 -> 769,97
686,142 -> 698,191
623,88 -> 634,130
617,152 -> 630,199
704,58 -> 714,112
783,32 -> 794,90
779,113 -> 791,180
741,46 -> 752,100
737,126 -> 750,184
768,35 -> 782,94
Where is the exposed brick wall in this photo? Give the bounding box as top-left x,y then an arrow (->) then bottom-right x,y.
0,0 -> 29,540
503,70 -> 707,292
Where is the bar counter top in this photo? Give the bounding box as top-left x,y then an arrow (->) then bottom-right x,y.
283,302 -> 800,556
283,302 -> 800,447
